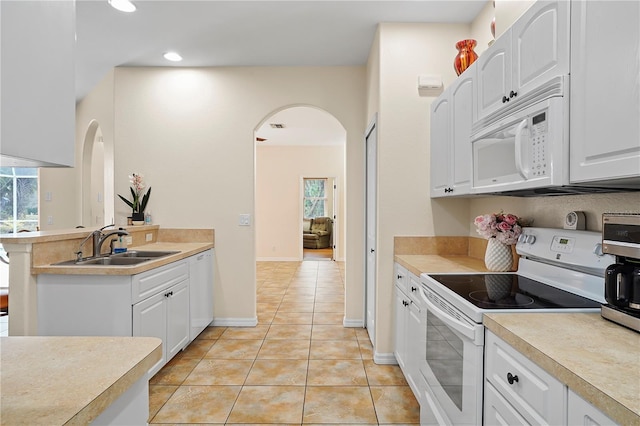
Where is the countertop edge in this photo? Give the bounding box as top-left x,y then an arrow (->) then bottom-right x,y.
483,314 -> 638,425
67,339 -> 163,425
32,242 -> 214,275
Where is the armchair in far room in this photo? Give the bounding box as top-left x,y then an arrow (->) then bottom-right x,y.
303,216 -> 333,249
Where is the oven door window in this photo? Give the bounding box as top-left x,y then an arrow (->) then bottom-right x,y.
421,308 -> 484,425
426,310 -> 464,409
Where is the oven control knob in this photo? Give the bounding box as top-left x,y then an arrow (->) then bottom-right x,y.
525,235 -> 536,244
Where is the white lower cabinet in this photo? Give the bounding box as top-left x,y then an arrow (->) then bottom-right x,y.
38,252 -> 212,375
394,263 -> 423,401
484,330 -> 618,426
485,330 -> 565,425
133,278 -> 189,376
567,389 -> 617,426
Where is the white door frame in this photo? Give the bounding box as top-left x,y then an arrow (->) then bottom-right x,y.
364,115 -> 377,345
299,176 -> 338,261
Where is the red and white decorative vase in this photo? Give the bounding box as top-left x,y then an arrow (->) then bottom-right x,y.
454,39 -> 479,76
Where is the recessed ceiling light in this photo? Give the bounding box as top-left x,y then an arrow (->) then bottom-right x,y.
108,0 -> 136,13
163,52 -> 183,62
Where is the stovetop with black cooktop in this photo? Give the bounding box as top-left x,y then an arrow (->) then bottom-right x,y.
427,274 -> 601,310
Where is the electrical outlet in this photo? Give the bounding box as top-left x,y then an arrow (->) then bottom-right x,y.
239,214 -> 251,226
47,216 -> 53,225
124,236 -> 133,245
145,233 -> 153,242
45,192 -> 52,202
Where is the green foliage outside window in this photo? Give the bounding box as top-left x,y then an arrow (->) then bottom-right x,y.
304,178 -> 327,219
0,167 -> 38,234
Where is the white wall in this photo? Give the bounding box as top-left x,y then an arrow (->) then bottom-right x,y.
105,66 -> 365,324
39,70 -> 117,231
370,23 -> 473,356
255,144 -> 345,260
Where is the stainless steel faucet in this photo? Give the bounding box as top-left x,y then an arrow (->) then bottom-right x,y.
76,224 -> 130,261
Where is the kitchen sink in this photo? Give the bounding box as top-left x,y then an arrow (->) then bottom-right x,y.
111,250 -> 179,258
52,250 -> 179,267
79,257 -> 152,266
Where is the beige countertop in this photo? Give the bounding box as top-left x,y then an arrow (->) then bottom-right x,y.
33,241 -> 213,275
484,313 -> 640,425
0,336 -> 162,425
395,254 -> 488,276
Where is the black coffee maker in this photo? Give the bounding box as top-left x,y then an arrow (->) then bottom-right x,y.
602,213 -> 640,332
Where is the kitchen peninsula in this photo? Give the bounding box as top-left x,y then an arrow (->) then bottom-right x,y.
1,336 -> 161,425
0,225 -> 214,336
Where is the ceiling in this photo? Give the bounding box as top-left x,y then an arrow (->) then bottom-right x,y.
75,0 -> 487,145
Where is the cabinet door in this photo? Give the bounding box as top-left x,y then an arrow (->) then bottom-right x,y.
166,279 -> 190,361
0,1 -> 75,167
133,292 -> 167,376
511,0 -> 569,96
450,72 -> 475,194
189,250 -> 214,341
430,95 -> 451,197
569,0 -> 640,184
476,32 -> 511,121
394,287 -> 408,371
567,389 -> 617,426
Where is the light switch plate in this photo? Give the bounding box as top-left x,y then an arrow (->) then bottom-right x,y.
239,214 -> 251,226
145,233 -> 153,242
124,236 -> 133,245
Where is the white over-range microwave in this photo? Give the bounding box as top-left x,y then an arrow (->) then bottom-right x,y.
471,76 -> 569,195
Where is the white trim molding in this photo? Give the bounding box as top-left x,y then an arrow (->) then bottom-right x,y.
343,317 -> 364,328
212,317 -> 258,327
373,352 -> 398,365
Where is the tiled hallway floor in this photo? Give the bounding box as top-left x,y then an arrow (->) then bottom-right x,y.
149,260 -> 420,425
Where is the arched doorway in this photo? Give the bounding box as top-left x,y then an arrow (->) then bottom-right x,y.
81,120 -> 114,227
253,105 -> 346,262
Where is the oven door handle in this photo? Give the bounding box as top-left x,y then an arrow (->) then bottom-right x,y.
420,287 -> 479,342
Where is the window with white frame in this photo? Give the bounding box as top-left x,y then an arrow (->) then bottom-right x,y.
303,178 -> 327,219
0,167 -> 39,233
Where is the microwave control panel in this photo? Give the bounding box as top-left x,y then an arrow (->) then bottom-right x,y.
530,112 -> 548,177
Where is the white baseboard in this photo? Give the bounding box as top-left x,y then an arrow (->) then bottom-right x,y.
373,352 -> 398,365
212,317 -> 258,327
256,257 -> 300,261
343,318 -> 364,328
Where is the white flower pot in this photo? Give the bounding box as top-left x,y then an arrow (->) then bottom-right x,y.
484,238 -> 513,272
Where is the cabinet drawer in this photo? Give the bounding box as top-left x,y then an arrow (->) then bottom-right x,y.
407,274 -> 421,305
394,264 -> 409,294
484,381 -> 528,426
485,330 -> 565,425
132,260 -> 189,303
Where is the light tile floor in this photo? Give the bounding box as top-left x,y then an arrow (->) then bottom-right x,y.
149,260 -> 420,425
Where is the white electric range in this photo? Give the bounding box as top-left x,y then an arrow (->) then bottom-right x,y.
417,227 -> 615,426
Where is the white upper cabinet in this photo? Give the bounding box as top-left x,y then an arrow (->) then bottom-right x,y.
477,34 -> 511,121
511,1 -> 570,96
476,0 -> 569,122
569,0 -> 640,184
0,1 -> 75,167
430,96 -> 451,196
430,66 -> 475,198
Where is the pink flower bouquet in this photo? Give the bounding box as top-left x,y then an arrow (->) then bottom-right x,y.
474,212 -> 523,245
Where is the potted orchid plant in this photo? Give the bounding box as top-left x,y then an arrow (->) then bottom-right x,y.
118,173 -> 151,224
474,212 -> 524,271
